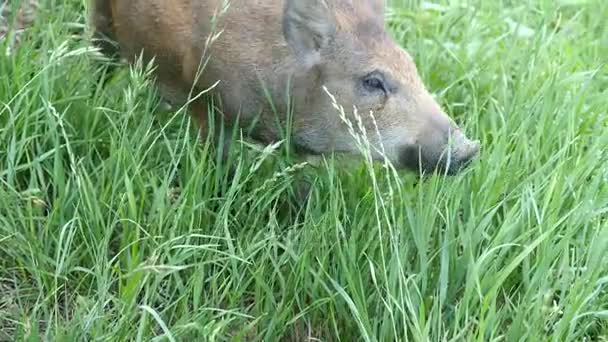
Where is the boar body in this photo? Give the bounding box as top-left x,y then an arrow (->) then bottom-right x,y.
92,0 -> 480,173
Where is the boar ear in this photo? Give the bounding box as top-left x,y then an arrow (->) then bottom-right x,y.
283,0 -> 336,68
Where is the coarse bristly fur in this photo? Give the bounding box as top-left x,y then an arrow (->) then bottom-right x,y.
0,0 -> 38,49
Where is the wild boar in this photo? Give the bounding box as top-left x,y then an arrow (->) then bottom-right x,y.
91,0 -> 480,174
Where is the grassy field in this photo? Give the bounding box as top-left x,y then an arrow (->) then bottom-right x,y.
1,0 -> 607,340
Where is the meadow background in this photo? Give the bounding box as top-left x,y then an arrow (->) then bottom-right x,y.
1,0 -> 607,340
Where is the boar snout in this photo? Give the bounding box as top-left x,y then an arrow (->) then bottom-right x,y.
398,109 -> 480,175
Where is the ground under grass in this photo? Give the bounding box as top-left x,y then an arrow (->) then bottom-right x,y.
1,0 -> 607,340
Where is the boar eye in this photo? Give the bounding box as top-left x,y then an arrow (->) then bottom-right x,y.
362,72 -> 387,94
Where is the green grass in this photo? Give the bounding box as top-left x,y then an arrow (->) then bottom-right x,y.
1,0 -> 607,340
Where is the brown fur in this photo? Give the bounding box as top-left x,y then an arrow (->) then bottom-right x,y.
91,0 -> 479,173
0,0 -> 38,48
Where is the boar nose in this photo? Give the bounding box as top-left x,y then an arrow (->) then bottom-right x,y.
398,108 -> 480,175
446,128 -> 480,173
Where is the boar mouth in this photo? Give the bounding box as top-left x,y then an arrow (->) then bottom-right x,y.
291,133 -> 479,175
399,142 -> 480,175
